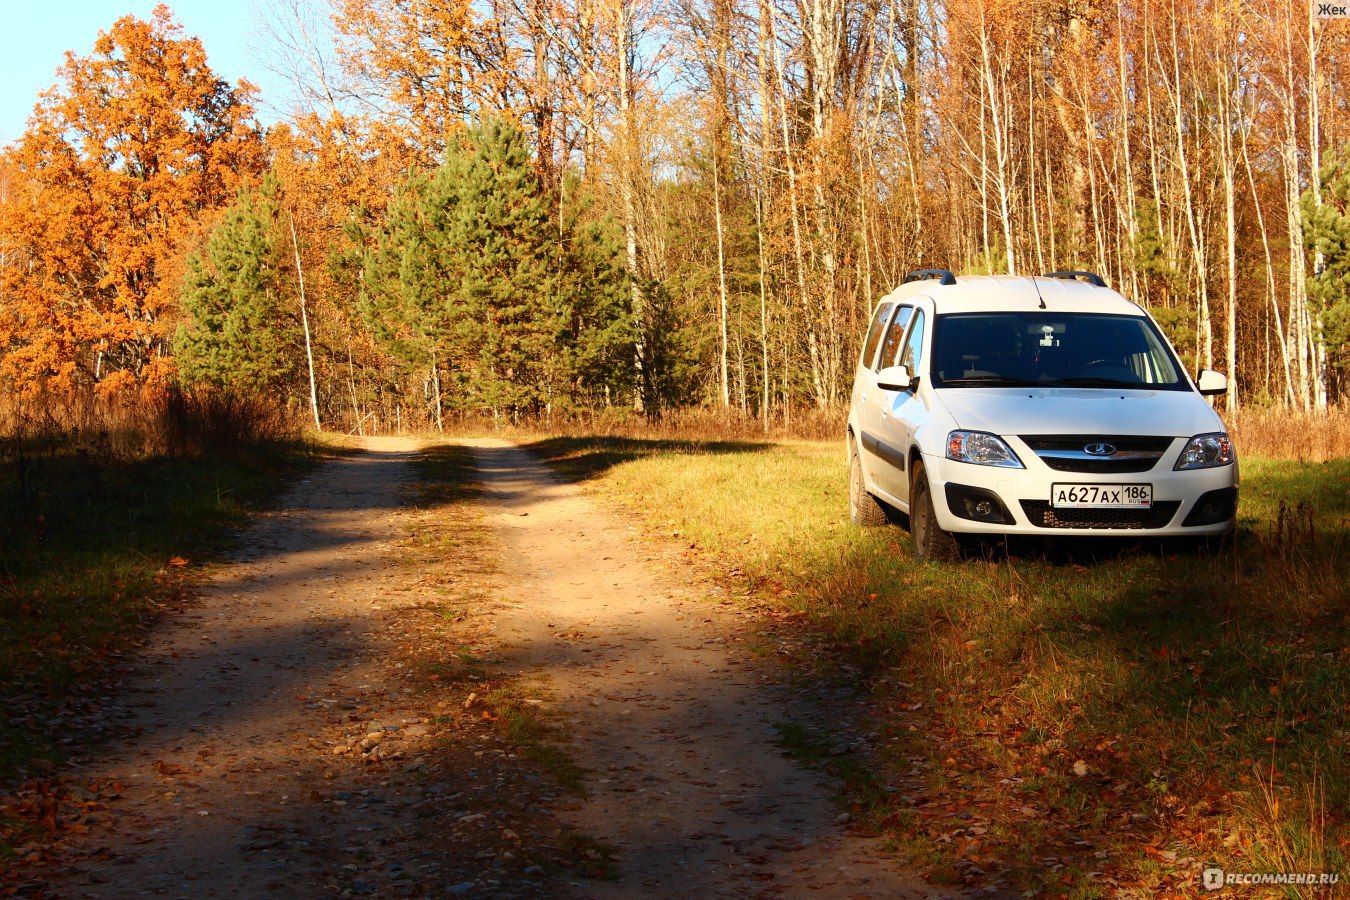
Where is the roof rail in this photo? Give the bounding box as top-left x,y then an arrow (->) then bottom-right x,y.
1043,270 -> 1107,288
903,268 -> 957,286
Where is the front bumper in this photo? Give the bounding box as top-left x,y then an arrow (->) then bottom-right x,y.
925,450 -> 1238,537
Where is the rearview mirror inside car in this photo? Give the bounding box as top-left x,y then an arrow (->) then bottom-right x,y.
877,365 -> 914,392
1196,369 -> 1228,396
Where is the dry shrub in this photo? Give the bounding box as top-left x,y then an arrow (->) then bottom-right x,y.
424,403 -> 845,442
403,403 -> 1350,454
0,386 -> 299,465
155,386 -> 299,456
0,390 -> 153,463
1230,406 -> 1350,461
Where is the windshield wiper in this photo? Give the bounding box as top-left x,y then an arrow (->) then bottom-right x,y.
939,375 -> 1038,387
1041,377 -> 1143,388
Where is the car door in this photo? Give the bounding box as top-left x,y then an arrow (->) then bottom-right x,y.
878,307 -> 928,506
860,304 -> 914,499
851,300 -> 893,409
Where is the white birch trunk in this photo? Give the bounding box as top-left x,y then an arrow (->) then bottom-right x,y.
288,212 -> 322,431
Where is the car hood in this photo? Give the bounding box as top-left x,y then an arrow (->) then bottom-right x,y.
934,387 -> 1224,438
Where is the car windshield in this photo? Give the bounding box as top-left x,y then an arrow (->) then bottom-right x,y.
929,312 -> 1188,390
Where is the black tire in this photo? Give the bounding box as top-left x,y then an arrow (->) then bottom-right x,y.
910,460 -> 961,563
849,441 -> 889,527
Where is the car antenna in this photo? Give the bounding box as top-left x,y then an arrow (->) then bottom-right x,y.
1029,275 -> 1047,309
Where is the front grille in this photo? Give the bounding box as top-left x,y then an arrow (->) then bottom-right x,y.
1020,435 -> 1175,474
1019,500 -> 1181,530
1021,435 -> 1175,452
1040,457 -> 1159,474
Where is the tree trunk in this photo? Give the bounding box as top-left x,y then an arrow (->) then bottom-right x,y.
289,212 -> 322,431
713,147 -> 731,406
616,0 -> 647,413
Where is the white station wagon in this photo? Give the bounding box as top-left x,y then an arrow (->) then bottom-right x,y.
846,270 -> 1238,561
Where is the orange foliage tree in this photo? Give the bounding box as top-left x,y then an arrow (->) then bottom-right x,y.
0,4 -> 265,396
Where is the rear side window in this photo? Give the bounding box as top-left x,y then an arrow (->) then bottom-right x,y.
878,306 -> 914,370
859,302 -> 893,368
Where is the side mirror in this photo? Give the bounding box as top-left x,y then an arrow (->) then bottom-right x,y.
1196,369 -> 1228,396
877,365 -> 915,392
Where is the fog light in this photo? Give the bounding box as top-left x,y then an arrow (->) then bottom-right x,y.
1182,487 -> 1238,527
944,483 -> 1011,524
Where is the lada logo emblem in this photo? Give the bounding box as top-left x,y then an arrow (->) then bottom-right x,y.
1084,442 -> 1116,456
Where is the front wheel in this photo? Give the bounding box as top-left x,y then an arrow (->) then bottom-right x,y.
910,460 -> 961,563
849,441 -> 889,527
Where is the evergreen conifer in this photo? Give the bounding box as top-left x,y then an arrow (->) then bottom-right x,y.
360,119 -> 632,416
176,174 -> 301,393
1304,146 -> 1350,372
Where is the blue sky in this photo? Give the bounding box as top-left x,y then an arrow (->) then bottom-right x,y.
1,2 -> 297,146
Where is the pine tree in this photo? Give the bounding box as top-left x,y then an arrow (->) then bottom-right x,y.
1303,146 -> 1350,375
359,119 -> 632,417
175,174 -> 301,393
551,182 -> 636,409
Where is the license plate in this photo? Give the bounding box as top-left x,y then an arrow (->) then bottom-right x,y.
1051,483 -> 1152,509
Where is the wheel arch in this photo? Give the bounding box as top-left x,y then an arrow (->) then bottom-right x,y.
908,445 -> 925,480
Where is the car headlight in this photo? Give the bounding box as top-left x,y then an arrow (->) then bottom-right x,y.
946,431 -> 1024,468
1174,432 -> 1234,470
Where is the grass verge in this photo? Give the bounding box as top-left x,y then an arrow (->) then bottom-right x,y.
0,440 -> 328,779
525,435 -> 1348,897
0,436 -> 329,867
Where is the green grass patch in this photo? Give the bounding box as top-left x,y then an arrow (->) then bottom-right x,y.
411,443 -> 483,506
485,681 -> 586,794
526,436 -> 1349,894
557,830 -> 620,879
0,439 -> 327,779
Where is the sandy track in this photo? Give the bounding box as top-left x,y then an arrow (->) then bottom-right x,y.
467,439 -> 933,898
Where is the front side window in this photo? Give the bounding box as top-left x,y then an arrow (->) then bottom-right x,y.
877,305 -> 914,371
899,310 -> 926,372
859,302 -> 893,368
930,312 -> 1187,390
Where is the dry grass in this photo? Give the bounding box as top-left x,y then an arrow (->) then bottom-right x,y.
357,402 -> 1350,458
0,387 -> 299,463
1229,406 -> 1350,461
326,401 -> 844,442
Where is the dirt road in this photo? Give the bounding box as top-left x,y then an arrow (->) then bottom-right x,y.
467,439 -> 931,897
26,438 -> 934,898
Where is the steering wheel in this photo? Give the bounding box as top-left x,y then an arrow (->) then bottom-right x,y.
1071,358 -> 1140,381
